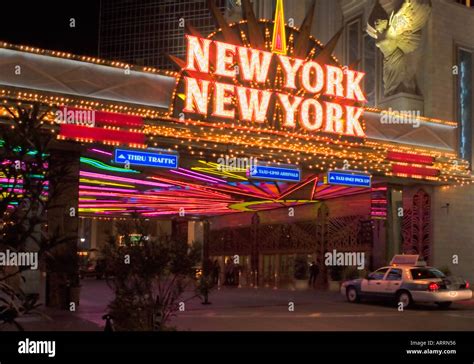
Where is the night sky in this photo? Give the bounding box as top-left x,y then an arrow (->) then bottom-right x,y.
0,1 -> 100,56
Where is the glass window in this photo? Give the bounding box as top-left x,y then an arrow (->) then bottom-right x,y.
346,17 -> 361,67
457,47 -> 473,166
368,268 -> 389,280
386,268 -> 402,281
363,34 -> 377,106
410,268 -> 446,280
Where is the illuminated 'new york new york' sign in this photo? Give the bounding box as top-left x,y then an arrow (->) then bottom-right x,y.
182,35 -> 367,138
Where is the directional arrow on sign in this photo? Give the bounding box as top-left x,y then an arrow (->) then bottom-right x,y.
118,154 -> 126,159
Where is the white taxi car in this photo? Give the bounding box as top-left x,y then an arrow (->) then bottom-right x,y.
340,255 -> 472,308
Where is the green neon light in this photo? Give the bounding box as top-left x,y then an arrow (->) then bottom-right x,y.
0,140 -> 48,156
80,157 -> 139,174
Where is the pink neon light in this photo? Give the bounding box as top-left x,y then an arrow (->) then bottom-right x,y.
80,171 -> 172,187
169,169 -> 221,184
0,179 -> 49,185
178,168 -> 227,183
89,148 -> 113,157
79,185 -> 138,193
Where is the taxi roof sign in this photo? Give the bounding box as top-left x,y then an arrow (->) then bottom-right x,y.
390,255 -> 426,266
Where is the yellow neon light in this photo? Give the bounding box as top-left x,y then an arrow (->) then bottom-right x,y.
79,178 -> 135,188
271,0 -> 287,55
192,160 -> 249,181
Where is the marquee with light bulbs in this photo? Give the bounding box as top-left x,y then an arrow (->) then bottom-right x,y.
177,35 -> 366,138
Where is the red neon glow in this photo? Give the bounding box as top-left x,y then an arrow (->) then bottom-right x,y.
428,282 -> 439,292
278,175 -> 319,199
392,164 -> 440,177
58,107 -> 143,127
59,124 -> 145,145
387,151 -> 434,165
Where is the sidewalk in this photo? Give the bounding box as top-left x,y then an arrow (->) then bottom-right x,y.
3,307 -> 102,331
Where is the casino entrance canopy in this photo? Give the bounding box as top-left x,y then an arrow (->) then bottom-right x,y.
0,4 -> 470,218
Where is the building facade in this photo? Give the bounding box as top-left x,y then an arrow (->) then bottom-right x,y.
99,0 -> 232,69
1,0 -> 473,300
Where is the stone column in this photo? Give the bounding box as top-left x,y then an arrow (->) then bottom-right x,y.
386,186 -> 403,263
201,220 -> 211,276
45,142 -> 80,308
250,213 -> 260,286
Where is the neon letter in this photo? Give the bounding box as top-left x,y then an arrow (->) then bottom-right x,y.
325,65 -> 344,97
345,106 -> 365,137
213,82 -> 235,119
300,99 -> 323,131
277,93 -> 303,128
236,87 -> 271,123
185,36 -> 211,73
238,47 -> 272,84
346,69 -> 366,101
184,77 -> 210,115
301,61 -> 324,94
278,55 -> 303,89
215,41 -> 236,78
324,102 -> 344,134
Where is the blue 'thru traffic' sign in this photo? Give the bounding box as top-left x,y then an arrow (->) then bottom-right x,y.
114,149 -> 178,169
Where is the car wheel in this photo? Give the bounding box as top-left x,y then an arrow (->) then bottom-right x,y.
346,286 -> 360,303
397,291 -> 412,309
436,301 -> 452,309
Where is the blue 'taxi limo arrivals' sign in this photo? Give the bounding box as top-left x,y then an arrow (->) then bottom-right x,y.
249,165 -> 301,182
326,170 -> 371,188
114,149 -> 178,169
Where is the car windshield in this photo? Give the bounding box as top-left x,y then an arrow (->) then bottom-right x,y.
410,268 -> 446,280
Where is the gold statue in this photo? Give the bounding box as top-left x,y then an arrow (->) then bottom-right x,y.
367,0 -> 432,96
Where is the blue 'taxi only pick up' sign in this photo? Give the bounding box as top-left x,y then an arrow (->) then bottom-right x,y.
326,170 -> 371,188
